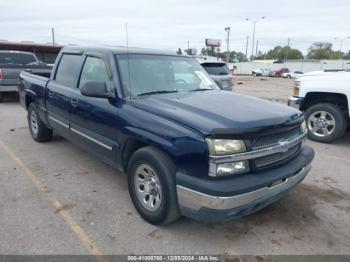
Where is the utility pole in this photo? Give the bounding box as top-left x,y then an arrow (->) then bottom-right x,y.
255,40 -> 259,57
187,40 -> 190,51
245,36 -> 249,61
51,27 -> 55,45
246,16 -> 266,61
225,27 -> 230,62
334,37 -> 350,60
251,22 -> 256,59
285,37 -> 290,62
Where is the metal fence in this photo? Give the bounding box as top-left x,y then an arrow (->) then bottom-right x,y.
230,60 -> 350,75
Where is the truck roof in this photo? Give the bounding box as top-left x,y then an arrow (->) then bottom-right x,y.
61,45 -> 185,57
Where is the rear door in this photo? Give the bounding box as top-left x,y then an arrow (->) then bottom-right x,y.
69,53 -> 118,164
46,53 -> 83,136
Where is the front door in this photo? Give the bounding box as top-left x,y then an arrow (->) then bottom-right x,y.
70,55 -> 118,165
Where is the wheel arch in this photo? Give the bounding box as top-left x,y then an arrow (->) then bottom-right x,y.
121,137 -> 176,174
301,92 -> 349,118
25,94 -> 35,109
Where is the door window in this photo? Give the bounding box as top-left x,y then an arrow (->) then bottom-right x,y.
79,56 -> 113,91
54,54 -> 82,87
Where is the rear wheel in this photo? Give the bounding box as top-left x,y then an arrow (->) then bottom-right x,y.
305,103 -> 347,143
28,103 -> 53,142
127,146 -> 181,225
0,92 -> 3,102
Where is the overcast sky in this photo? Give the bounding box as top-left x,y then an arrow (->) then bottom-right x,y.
1,0 -> 350,55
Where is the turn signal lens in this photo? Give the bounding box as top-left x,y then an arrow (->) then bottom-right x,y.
216,161 -> 249,176
300,120 -> 307,134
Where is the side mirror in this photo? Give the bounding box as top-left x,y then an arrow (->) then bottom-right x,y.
80,81 -> 115,99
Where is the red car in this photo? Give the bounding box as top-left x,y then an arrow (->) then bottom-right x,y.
270,68 -> 289,77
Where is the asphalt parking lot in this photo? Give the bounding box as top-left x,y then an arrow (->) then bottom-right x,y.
1,76 -> 350,256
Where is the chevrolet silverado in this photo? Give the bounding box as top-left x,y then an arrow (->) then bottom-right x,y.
18,46 -> 314,224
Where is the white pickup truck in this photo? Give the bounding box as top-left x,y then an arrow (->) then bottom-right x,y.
288,71 -> 350,143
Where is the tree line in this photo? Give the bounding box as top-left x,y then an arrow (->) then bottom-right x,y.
195,42 -> 350,62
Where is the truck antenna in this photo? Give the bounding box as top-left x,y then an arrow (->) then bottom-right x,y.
125,22 -> 132,99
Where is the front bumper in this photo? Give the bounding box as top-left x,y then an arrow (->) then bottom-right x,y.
176,145 -> 314,223
288,96 -> 303,110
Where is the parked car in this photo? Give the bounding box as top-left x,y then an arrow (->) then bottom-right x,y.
200,62 -> 233,90
282,71 -> 303,79
270,68 -> 290,77
288,71 -> 350,142
0,50 -> 52,102
19,46 -> 314,224
252,68 -> 271,77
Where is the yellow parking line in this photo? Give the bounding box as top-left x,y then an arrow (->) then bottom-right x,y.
0,140 -> 106,262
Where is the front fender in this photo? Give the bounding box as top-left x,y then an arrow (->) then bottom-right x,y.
118,103 -> 209,177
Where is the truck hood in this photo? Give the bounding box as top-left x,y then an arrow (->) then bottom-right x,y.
132,90 -> 302,135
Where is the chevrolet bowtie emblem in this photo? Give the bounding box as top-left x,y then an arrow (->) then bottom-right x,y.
278,139 -> 289,152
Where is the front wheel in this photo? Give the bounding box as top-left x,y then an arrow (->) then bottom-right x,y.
305,103 -> 347,143
127,146 -> 181,225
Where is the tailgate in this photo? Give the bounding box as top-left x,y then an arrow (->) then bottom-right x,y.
0,66 -> 23,86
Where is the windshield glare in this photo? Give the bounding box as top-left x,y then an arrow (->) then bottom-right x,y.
116,54 -> 219,97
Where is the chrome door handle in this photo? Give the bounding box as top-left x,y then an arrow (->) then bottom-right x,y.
71,98 -> 79,107
48,90 -> 54,98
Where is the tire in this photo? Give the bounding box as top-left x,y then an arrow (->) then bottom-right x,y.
127,146 -> 181,225
287,75 -> 291,79
0,92 -> 3,102
305,103 -> 347,143
27,103 -> 53,142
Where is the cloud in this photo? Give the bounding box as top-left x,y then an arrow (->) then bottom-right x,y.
1,0 -> 350,54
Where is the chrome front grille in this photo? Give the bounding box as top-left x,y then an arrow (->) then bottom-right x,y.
254,144 -> 300,168
251,127 -> 301,150
250,127 -> 302,170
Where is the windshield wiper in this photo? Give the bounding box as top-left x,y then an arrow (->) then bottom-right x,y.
189,88 -> 213,92
137,90 -> 179,96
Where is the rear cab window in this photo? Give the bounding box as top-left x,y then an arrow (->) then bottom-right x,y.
201,63 -> 230,76
0,52 -> 37,65
54,54 -> 82,87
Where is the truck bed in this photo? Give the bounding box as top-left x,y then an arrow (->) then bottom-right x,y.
18,71 -> 49,109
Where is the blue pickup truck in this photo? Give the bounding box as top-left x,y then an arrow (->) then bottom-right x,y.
18,46 -> 314,225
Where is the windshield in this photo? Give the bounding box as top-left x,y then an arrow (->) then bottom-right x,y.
0,53 -> 37,65
201,63 -> 230,76
116,54 -> 219,97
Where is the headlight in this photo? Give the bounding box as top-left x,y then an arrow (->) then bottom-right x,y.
206,138 -> 246,155
300,120 -> 307,134
293,81 -> 300,96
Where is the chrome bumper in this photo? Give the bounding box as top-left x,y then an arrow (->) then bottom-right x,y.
177,163 -> 311,212
288,96 -> 303,110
